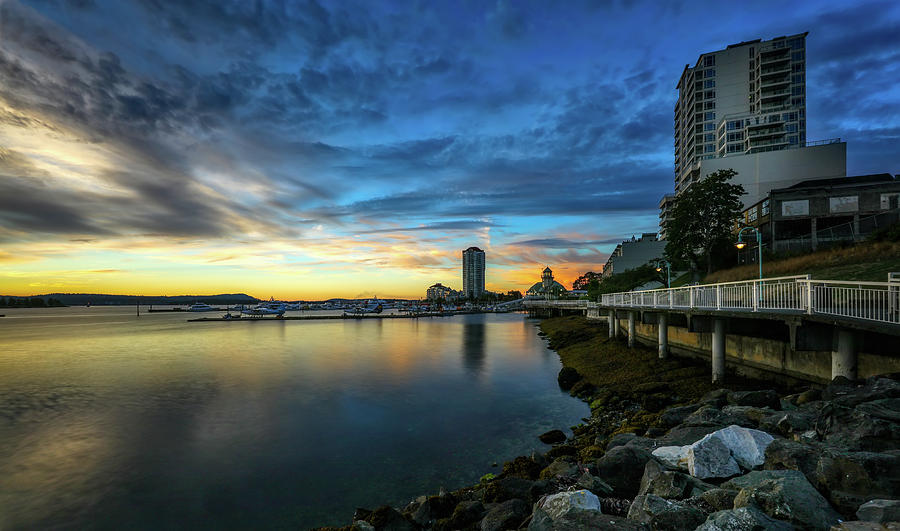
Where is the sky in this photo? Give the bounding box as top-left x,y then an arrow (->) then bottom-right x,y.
0,0 -> 898,299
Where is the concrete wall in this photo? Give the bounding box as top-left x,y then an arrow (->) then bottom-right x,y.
614,317 -> 900,385
700,142 -> 847,208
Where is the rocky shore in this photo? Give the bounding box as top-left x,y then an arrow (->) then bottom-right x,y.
316,316 -> 900,531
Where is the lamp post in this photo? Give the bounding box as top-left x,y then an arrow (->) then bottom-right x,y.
655,260 -> 671,288
736,226 -> 763,279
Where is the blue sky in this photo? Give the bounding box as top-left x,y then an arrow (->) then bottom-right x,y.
0,0 -> 898,298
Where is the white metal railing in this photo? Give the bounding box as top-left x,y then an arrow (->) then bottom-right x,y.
598,275 -> 900,327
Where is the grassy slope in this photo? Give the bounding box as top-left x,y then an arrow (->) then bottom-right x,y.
701,241 -> 900,284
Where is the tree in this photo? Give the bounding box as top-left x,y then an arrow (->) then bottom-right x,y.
665,169 -> 745,276
572,271 -> 602,290
586,279 -> 601,301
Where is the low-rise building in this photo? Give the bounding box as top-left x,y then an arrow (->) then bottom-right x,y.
526,267 -> 568,298
738,173 -> 900,254
426,283 -> 459,301
602,233 -> 667,278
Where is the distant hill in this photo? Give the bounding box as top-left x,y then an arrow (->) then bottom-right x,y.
4,293 -> 260,306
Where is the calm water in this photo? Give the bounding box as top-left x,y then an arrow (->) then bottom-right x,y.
0,307 -> 587,529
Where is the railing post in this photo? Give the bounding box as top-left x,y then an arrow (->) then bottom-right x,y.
716,285 -> 721,310
806,279 -> 813,315
689,287 -> 694,309
752,282 -> 759,312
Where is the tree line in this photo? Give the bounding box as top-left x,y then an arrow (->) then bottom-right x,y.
0,297 -> 67,307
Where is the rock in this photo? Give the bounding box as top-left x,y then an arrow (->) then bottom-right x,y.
539,457 -> 579,480
557,367 -> 581,390
352,521 -> 376,531
501,456 -> 543,480
605,432 -> 637,450
638,459 -> 713,500
815,451 -> 900,516
482,476 -> 535,504
707,425 -> 774,470
821,398 -> 900,452
545,444 -> 578,460
698,488 -> 739,512
695,506 -> 794,530
441,501 -> 484,530
657,404 -> 702,429
641,392 -> 671,413
364,505 -> 418,531
729,389 -> 782,410
594,445 -> 652,498
627,494 -> 705,528
857,499 -> 900,523
729,469 -> 841,530
408,494 -> 456,525
764,437 -> 822,481
831,522 -> 900,530
479,498 -> 528,531
687,433 -> 741,479
529,490 -> 647,531
700,389 -> 731,408
652,446 -> 689,470
539,429 -> 566,444
656,424 -> 720,446
576,471 -> 614,496
796,388 -> 822,405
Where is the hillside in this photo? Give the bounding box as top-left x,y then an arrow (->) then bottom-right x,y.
703,240 -> 900,284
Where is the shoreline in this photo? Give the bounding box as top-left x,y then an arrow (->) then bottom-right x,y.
316,315 -> 900,530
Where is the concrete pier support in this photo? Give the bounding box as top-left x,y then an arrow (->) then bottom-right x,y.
832,329 -> 858,380
658,313 -> 668,359
613,310 -> 620,338
712,318 -> 726,384
608,310 -> 615,338
628,311 -> 636,348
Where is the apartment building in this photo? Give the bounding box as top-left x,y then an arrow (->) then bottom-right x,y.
666,32 -> 846,228
461,247 -> 485,299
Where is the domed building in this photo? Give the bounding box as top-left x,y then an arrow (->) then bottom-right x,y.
526,267 -> 568,298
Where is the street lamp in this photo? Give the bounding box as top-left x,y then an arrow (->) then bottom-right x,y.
655,259 -> 671,288
736,226 -> 763,279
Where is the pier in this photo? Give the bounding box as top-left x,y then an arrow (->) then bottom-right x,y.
525,275 -> 900,385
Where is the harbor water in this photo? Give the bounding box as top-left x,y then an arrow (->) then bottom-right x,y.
0,307 -> 587,529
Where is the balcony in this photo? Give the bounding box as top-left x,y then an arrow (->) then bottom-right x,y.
760,75 -> 790,88
760,89 -> 791,102
746,116 -> 784,129
746,137 -> 789,153
747,127 -> 785,140
760,64 -> 791,78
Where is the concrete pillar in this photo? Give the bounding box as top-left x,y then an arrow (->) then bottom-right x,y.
832,329 -> 858,380
853,214 -> 860,240
712,319 -> 726,384
627,311 -> 636,348
811,217 -> 818,251
658,313 -> 668,359
608,310 -> 615,338
613,310 -> 620,338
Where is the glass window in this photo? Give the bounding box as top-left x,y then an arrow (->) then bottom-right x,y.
792,51 -> 805,61
704,122 -> 715,131
785,123 -> 798,132
704,144 -> 716,153
791,97 -> 805,106
705,133 -> 715,142
705,101 -> 715,110
792,63 -> 804,73
762,199 -> 770,216
727,144 -> 743,153
792,74 -> 805,84
788,135 -> 798,144
705,90 -> 715,99
705,79 -> 715,88
792,86 -> 804,96
705,112 -> 715,121
789,38 -> 804,50
704,56 -> 716,67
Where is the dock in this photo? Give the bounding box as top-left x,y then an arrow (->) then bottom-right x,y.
187,311 -> 492,322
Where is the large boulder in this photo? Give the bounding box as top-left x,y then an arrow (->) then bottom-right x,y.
657,404 -> 703,429
576,471 -> 614,497
651,446 -> 689,471
728,389 -> 782,410
529,490 -> 633,531
697,488 -> 739,512
479,498 -> 528,531
482,476 -> 536,504
362,505 -> 419,531
436,501 -> 484,530
695,506 -> 794,530
822,398 -> 900,452
830,522 -> 900,530
407,494 -> 456,525
627,494 -> 706,530
539,429 -> 567,444
857,499 -> 900,523
727,469 -> 841,530
687,434 -> 741,479
594,445 -> 652,498
539,457 -> 579,480
557,367 -> 581,390
656,424 -> 720,446
637,459 -> 713,500
707,425 -> 774,470
764,437 -> 822,481
815,451 -> 900,516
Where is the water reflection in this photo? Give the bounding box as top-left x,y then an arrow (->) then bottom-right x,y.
0,309 -> 587,529
462,317 -> 486,375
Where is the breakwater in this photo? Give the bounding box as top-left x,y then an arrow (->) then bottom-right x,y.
317,316 -> 900,530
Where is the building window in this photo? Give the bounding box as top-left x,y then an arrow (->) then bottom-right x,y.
704,144 -> 716,153
881,194 -> 900,210
727,144 -> 743,153
704,79 -> 715,88
792,51 -> 805,61
792,86 -> 804,96
748,208 -> 758,222
704,56 -> 715,67
705,101 -> 715,110
704,122 -> 715,131
705,68 -> 716,78
788,135 -> 798,144
792,63 -> 804,73
704,112 -> 715,121
785,123 -> 798,132
705,90 -> 715,99
788,38 -> 804,49
705,133 -> 715,142
792,74 -> 805,84
727,132 -> 744,142
761,199 -> 770,216
791,97 -> 805,106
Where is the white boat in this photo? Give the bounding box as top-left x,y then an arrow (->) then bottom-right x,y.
188,303 -> 216,312
343,297 -> 383,315
241,297 -> 286,317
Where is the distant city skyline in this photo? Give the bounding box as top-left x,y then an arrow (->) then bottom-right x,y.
1,1 -> 897,299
